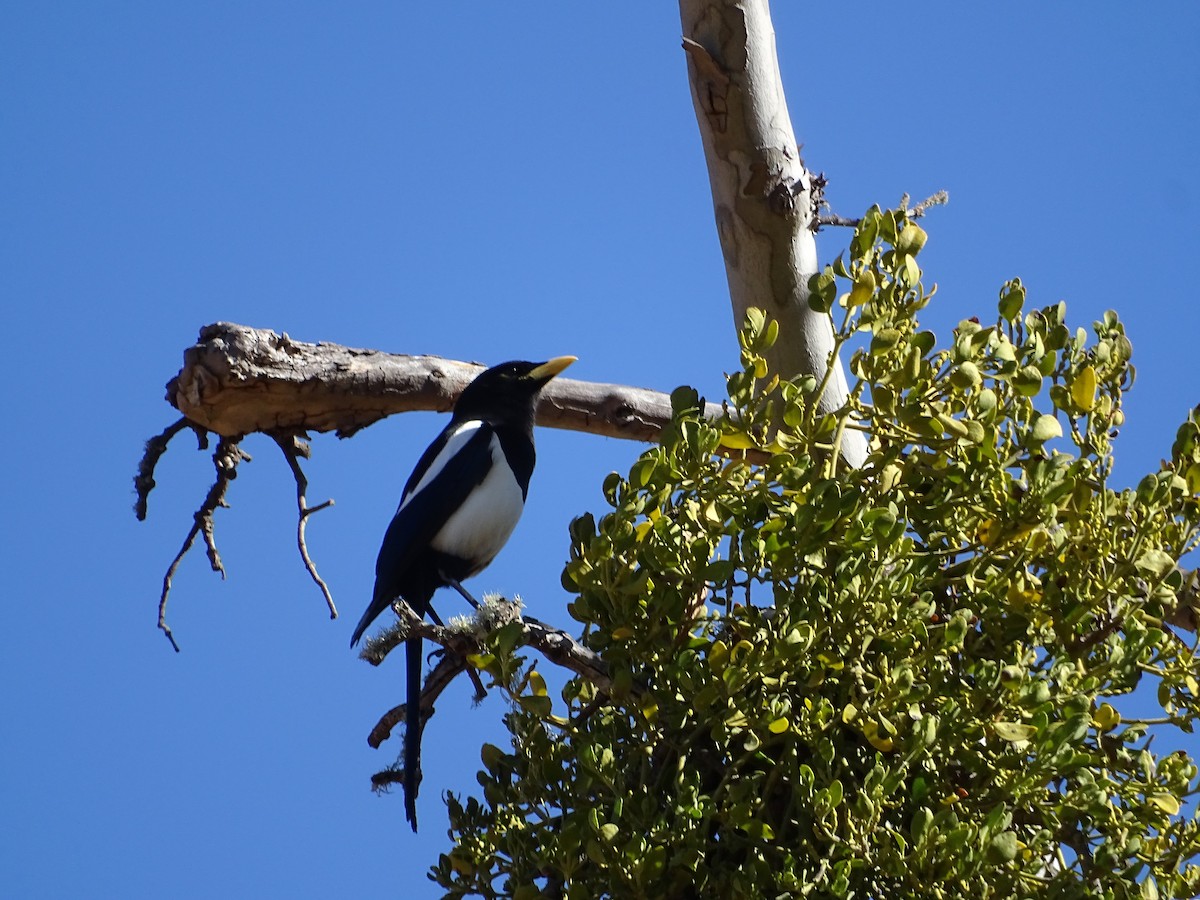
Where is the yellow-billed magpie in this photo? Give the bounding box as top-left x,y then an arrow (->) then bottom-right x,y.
350,355 -> 575,831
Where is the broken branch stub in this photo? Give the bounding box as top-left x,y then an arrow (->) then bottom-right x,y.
168,322 -> 717,443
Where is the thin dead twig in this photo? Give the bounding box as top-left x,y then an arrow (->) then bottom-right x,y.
367,652 -> 469,749
815,189 -> 950,230
270,432 -> 338,619
361,599 -> 615,693
156,436 -> 251,652
133,417 -> 208,520
361,598 -> 620,758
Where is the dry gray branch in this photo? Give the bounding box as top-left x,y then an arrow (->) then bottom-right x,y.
358,598 -> 615,693
815,190 -> 949,230
167,322 -> 725,443
270,432 -> 338,620
133,417 -> 209,521
156,436 -> 251,652
360,596 -> 621,797
367,652 -> 469,750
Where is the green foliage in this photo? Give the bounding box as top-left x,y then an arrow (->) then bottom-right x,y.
433,207 -> 1200,899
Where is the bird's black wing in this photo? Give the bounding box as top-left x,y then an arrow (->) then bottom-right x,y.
349,421 -> 496,646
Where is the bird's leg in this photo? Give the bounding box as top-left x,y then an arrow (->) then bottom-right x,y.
427,604 -> 488,703
442,574 -> 482,609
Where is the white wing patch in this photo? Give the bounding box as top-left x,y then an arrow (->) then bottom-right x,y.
430,431 -> 526,571
398,420 -> 486,513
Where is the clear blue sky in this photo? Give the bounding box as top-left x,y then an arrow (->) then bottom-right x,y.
3,3 -> 1198,897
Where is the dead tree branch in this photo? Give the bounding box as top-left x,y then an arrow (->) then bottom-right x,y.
815,189 -> 950,230
359,598 -> 614,692
138,322 -> 745,647
367,652 -> 470,750
270,432 -> 338,619
156,436 -> 251,652
360,597 -> 619,752
165,322 -> 725,443
133,417 -> 209,521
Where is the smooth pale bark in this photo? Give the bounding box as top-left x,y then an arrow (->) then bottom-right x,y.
679,0 -> 867,467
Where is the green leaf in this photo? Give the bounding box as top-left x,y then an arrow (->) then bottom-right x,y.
467,653 -> 496,671
1135,549 -> 1175,580
518,695 -> 552,717
950,361 -> 982,390
998,279 -> 1025,322
807,269 -> 837,313
993,721 -> 1037,742
763,318 -> 779,348
849,270 -> 876,307
480,743 -> 505,773
744,308 -> 766,339
703,559 -> 737,581
670,385 -> 700,414
911,807 -> 933,842
911,330 -> 936,354
896,223 -> 928,255
1142,796 -> 1180,816
871,328 -> 902,355
1030,414 -> 1062,443
986,831 -> 1019,863
1013,365 -> 1044,396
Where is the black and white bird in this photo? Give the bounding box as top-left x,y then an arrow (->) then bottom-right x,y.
350,355 -> 575,831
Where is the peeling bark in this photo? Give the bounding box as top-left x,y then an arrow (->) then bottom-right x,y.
680,0 -> 867,467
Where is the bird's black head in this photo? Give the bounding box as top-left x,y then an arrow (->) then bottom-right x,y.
453,356 -> 576,426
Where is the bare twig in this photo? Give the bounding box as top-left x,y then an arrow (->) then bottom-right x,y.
360,599 -> 615,693
1066,612 -> 1125,655
815,189 -> 950,231
367,652 -> 470,749
360,597 -> 620,756
912,190 -> 950,217
426,606 -> 490,705
270,432 -> 337,619
814,212 -> 861,229
369,767 -> 406,793
362,598 -> 621,803
133,417 -> 208,520
156,436 -> 251,652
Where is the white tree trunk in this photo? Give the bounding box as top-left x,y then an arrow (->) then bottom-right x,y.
680,0 -> 866,467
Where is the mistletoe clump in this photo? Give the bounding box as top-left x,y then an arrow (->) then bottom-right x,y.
434,208 -> 1200,899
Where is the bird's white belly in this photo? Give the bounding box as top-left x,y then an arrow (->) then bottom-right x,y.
429,440 -> 525,570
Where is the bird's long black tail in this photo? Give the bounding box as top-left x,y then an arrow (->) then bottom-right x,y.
404,633 -> 422,832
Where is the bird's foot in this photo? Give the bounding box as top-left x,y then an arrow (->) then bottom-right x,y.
444,576 -> 481,609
